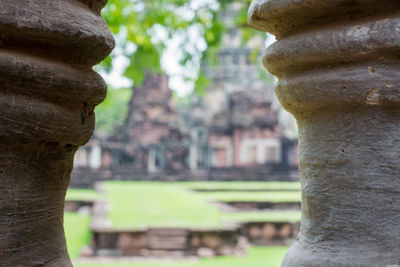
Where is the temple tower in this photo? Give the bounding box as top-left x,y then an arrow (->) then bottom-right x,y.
204,3 -> 272,122
203,3 -> 297,169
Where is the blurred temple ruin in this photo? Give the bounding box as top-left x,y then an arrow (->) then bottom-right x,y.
71,5 -> 298,187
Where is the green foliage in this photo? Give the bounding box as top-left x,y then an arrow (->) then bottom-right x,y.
100,0 -> 265,87
100,0 -> 226,87
194,70 -> 211,96
95,87 -> 132,132
96,0 -> 270,132
95,0 -> 230,131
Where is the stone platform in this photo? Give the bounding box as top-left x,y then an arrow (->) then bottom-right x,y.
225,201 -> 300,211
92,227 -> 246,258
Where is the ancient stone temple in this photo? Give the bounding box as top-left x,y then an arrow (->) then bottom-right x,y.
109,73 -> 185,172
201,7 -> 298,169
71,3 -> 298,187
179,3 -> 298,171
74,73 -> 186,173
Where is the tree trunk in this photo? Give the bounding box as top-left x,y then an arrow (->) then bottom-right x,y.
0,0 -> 114,266
249,1 -> 400,266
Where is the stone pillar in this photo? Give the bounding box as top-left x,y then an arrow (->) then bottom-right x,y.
89,145 -> 103,169
189,129 -> 199,170
0,1 -> 114,266
249,1 -> 400,266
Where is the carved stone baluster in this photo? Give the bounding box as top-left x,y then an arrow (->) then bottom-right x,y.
0,1 -> 114,266
249,1 -> 400,266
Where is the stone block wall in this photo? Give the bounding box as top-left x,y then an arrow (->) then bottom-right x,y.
70,164 -> 298,188
91,228 -> 244,258
242,222 -> 300,246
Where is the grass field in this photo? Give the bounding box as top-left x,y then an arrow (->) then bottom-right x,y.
65,212 -> 92,259
102,182 -> 301,229
104,182 -> 224,229
65,181 -> 300,202
201,191 -> 300,203
73,246 -> 289,267
65,181 -> 299,262
182,181 -> 300,191
66,189 -> 100,202
228,210 -> 300,223
65,181 -> 301,229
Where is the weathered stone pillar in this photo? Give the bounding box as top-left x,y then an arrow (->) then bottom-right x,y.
249,1 -> 400,266
0,1 -> 114,266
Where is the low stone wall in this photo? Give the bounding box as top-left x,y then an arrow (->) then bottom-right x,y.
86,222 -> 300,258
70,165 -> 299,188
194,189 -> 300,192
64,200 -> 94,213
92,228 -> 246,258
242,222 -> 300,246
225,201 -> 300,211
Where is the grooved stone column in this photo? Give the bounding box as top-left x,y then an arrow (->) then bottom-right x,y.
0,1 -> 114,266
249,1 -> 400,266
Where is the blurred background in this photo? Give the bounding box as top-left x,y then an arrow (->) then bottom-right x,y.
65,0 -> 300,266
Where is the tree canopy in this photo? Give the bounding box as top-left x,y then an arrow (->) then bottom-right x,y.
95,0 -> 262,132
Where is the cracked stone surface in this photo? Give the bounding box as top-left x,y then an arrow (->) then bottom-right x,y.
249,0 -> 400,266
0,0 -> 114,266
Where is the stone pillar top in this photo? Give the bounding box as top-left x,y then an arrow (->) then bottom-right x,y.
0,0 -> 115,65
249,0 -> 400,116
0,0 -> 114,266
0,0 -> 115,146
78,0 -> 109,13
249,0 -> 400,38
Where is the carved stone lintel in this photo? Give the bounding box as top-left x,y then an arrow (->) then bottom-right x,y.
249,1 -> 400,266
0,0 -> 114,266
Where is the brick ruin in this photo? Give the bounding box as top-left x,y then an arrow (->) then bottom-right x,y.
67,4 -> 302,259
71,5 -> 298,187
89,223 -> 300,258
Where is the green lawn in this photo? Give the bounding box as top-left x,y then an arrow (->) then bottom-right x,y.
182,181 -> 300,191
66,189 -> 99,202
65,182 -> 300,202
228,210 -> 300,223
101,182 -> 301,229
64,212 -> 92,259
104,182 -> 225,229
73,246 -> 288,267
200,191 -> 301,203
65,182 -> 301,230
65,181 -> 299,259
